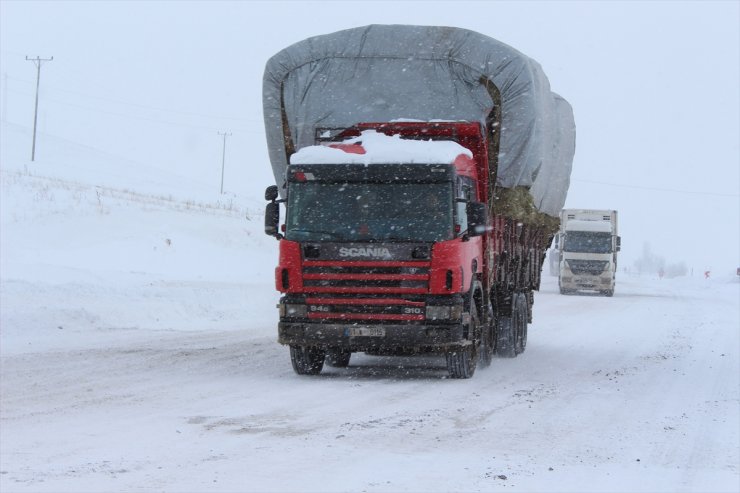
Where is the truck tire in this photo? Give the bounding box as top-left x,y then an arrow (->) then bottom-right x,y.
496,293 -> 525,358
446,345 -> 476,379
514,292 -> 528,354
495,316 -> 516,358
325,349 -> 351,368
478,304 -> 494,368
289,345 -> 325,375
600,289 -> 614,297
446,305 -> 479,378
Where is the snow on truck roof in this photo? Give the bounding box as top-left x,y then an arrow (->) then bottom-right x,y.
565,220 -> 613,233
289,130 -> 473,166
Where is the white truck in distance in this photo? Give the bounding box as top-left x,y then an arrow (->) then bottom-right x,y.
556,209 -> 620,296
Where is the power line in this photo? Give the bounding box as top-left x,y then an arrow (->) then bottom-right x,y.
5,73 -> 258,123
7,86 -> 259,133
25,56 -> 53,161
573,178 -> 739,198
2,73 -> 7,123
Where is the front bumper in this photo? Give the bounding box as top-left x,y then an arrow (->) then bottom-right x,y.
278,322 -> 467,352
560,273 -> 614,290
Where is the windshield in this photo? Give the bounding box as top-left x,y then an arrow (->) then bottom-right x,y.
286,182 -> 453,242
563,231 -> 613,254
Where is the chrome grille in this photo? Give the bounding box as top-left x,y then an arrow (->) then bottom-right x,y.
567,260 -> 608,275
302,262 -> 430,294
302,261 -> 430,322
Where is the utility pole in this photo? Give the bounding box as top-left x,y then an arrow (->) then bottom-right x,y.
218,131 -> 232,194
25,56 -> 53,161
2,73 -> 7,123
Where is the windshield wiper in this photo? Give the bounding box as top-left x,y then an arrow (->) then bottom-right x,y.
381,235 -> 416,242
289,228 -> 344,239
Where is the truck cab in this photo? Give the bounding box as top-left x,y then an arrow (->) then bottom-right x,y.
265,122 -> 490,378
558,209 -> 620,296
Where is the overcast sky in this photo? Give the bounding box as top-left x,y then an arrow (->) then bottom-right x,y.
1,0 -> 738,273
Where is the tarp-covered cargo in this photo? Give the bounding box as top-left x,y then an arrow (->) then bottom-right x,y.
263,24 -> 575,217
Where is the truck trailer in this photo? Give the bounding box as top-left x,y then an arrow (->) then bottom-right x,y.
261,25 -> 576,378
557,209 -> 620,296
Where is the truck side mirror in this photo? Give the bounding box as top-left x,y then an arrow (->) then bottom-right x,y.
466,202 -> 489,237
559,234 -> 566,258
265,202 -> 282,238
616,236 -> 621,252
265,185 -> 279,201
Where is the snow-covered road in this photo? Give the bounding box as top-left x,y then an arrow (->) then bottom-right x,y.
2,273 -> 737,492
1,123 -> 738,492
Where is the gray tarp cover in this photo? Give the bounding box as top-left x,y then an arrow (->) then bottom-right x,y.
263,24 -> 575,216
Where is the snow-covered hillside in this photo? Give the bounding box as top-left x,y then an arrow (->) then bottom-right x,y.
1,122 -> 276,353
1,123 -> 738,492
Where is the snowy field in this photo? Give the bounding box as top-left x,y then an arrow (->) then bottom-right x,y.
1,122 -> 738,492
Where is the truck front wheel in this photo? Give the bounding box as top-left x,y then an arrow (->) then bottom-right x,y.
289,345 -> 325,375
446,305 -> 479,378
446,345 -> 476,379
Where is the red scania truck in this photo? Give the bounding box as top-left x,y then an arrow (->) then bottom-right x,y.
261,25 -> 576,378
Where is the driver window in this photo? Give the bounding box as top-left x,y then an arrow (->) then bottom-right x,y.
455,178 -> 473,235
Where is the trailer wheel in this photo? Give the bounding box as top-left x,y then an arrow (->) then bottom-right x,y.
446,306 -> 479,378
478,304 -> 494,368
289,345 -> 325,375
514,293 -> 528,354
495,316 -> 516,358
495,293 -> 523,358
325,349 -> 351,368
600,289 -> 614,297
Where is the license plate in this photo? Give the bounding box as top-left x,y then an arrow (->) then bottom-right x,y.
347,327 -> 385,337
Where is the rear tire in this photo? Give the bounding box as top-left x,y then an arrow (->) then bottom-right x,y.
514,292 -> 528,354
325,348 -> 351,368
495,316 -> 517,358
479,303 -> 494,368
496,293 -> 526,358
289,345 -> 325,375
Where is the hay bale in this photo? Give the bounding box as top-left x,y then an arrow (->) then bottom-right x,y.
491,186 -> 560,236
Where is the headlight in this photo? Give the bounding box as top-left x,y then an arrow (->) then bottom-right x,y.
280,303 -> 307,318
426,305 -> 462,321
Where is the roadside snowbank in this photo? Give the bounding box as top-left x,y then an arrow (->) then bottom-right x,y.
1,122 -> 738,492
